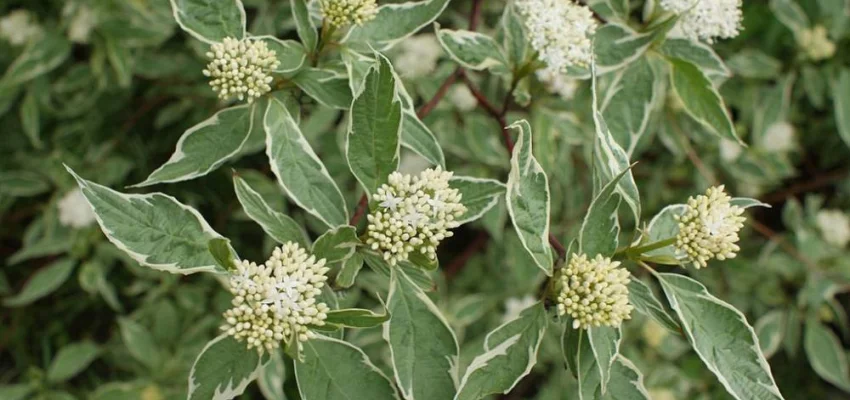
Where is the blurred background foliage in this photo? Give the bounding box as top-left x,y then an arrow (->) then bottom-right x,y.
1,0 -> 849,399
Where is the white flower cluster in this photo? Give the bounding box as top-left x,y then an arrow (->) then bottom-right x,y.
202,37 -> 280,103
221,243 -> 330,352
816,210 -> 850,248
58,189 -> 96,229
661,0 -> 743,43
674,185 -> 746,268
798,25 -> 836,61
62,3 -> 97,43
536,69 -> 579,100
395,34 -> 442,79
556,254 -> 633,330
448,85 -> 478,112
0,10 -> 42,46
319,0 -> 378,28
366,167 -> 467,266
762,121 -> 796,153
515,0 -> 597,74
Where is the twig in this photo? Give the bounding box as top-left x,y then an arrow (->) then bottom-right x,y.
349,195 -> 369,226
459,73 -> 514,152
416,69 -> 461,119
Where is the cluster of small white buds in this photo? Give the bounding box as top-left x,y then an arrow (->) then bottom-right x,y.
366,167 -> 467,266
202,37 -> 280,103
0,10 -> 42,46
221,242 -> 330,352
660,0 -> 743,43
556,254 -> 633,330
319,0 -> 378,28
674,185 -> 746,268
515,0 -> 597,74
797,26 -> 836,61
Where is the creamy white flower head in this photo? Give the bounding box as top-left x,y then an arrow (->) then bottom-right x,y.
395,34 -> 442,79
515,0 -> 597,74
556,254 -> 632,329
63,3 -> 97,43
449,85 -> 477,112
320,0 -> 378,28
798,25 -> 836,61
202,37 -> 280,103
366,167 -> 467,266
536,69 -> 579,100
762,121 -> 795,153
661,0 -> 743,43
221,242 -> 330,352
816,209 -> 850,248
0,10 -> 43,46
502,295 -> 537,323
719,138 -> 742,161
674,185 -> 746,268
58,189 -> 96,229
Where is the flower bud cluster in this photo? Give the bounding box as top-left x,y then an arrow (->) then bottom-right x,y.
0,10 -> 42,46
221,242 -> 330,352
556,254 -> 633,330
515,0 -> 596,74
366,167 -> 466,266
536,69 -> 579,100
661,0 -> 743,43
674,185 -> 745,268
320,0 -> 378,28
203,37 -> 280,103
798,26 -> 836,61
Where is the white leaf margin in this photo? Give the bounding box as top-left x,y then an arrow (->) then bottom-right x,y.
169,0 -> 247,45
187,334 -> 264,400
450,176 -> 506,226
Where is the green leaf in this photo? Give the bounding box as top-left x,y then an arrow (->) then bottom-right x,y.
293,68 -> 353,109
0,384 -> 34,400
0,32 -> 71,89
579,168 -> 631,257
657,273 -> 784,400
386,268 -> 459,400
804,318 -> 850,392
343,0 -> 451,51
134,105 -> 255,187
602,355 -> 651,400
89,382 -> 150,400
3,258 -> 75,307
770,0 -> 811,33
500,3 -> 529,69
336,252 -> 364,288
295,335 -> 398,400
66,166 -> 225,274
258,351 -> 287,400
208,238 -> 238,271
455,302 -> 547,400
0,171 -> 50,197
255,36 -> 307,74
118,318 -> 163,370
506,120 -> 554,276
392,67 -> 446,168
346,54 -> 402,196
105,37 -> 133,88
291,0 -> 317,51
436,28 -> 510,74
668,58 -> 742,144
325,308 -> 389,328
567,24 -> 655,77
628,279 -> 681,334
312,227 -> 359,264
601,55 -> 663,155
361,250 -> 435,292
169,0 -> 246,43
20,88 -> 41,149
188,334 -> 264,400
642,205 -> 687,263
46,341 -> 101,383
450,176 -> 506,225
755,310 -> 785,359
589,327 -> 621,395
835,69 -> 850,150
265,97 -> 349,227
233,174 -> 309,248
752,75 -> 794,147
726,50 -> 782,80
658,39 -> 730,78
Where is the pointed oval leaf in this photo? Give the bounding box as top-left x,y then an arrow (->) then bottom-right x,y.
601,56 -> 664,155
188,334 -> 264,400
118,318 -> 163,370
233,174 -> 309,247
312,226 -> 359,264
343,0 -> 451,51
0,32 -> 71,89
326,308 -> 389,328
436,28 -> 510,73
804,318 -> 850,392
293,68 -> 353,109
628,279 -> 681,334
835,69 -> 850,150
169,0 -> 246,43
291,0 -> 317,51
46,341 -> 101,383
3,258 -> 75,307
450,176 -> 505,225
668,58 -> 742,144
255,36 -> 307,74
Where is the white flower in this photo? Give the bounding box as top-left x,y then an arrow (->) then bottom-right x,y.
674,185 -> 746,268
63,3 -> 97,44
798,25 -> 836,61
366,167 -> 467,266
58,189 -> 96,229
661,0 -> 743,43
556,254 -> 633,329
394,34 -> 442,79
203,37 -> 280,103
221,243 -> 330,352
719,138 -> 742,161
448,85 -> 477,112
319,0 -> 378,28
761,121 -> 795,153
515,0 -> 596,73
0,10 -> 42,46
816,210 -> 850,248
502,295 -> 536,323
536,69 -> 579,100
